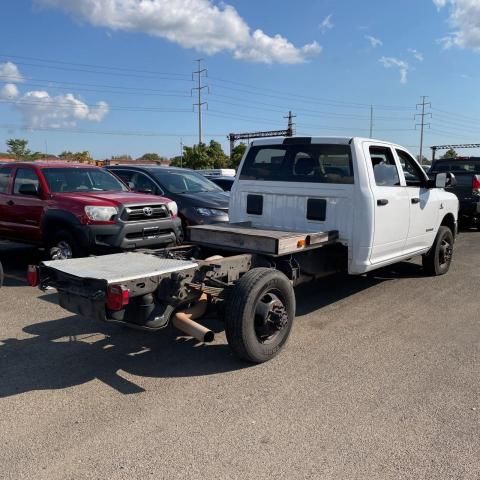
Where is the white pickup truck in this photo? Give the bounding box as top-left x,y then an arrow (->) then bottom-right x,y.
36,137 -> 458,363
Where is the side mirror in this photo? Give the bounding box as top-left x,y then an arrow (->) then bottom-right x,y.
435,172 -> 447,188
137,188 -> 153,194
446,172 -> 457,187
18,183 -> 39,196
433,172 -> 456,188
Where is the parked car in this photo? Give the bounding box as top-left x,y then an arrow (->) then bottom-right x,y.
106,166 -> 229,232
0,162 -> 182,259
205,175 -> 235,191
429,157 -> 480,228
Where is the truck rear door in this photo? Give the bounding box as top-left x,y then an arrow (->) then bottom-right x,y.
364,144 -> 410,264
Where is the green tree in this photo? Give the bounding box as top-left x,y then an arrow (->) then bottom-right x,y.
59,150 -> 74,159
138,152 -> 161,163
441,148 -> 458,159
230,143 -> 247,169
6,138 -> 31,160
206,140 -> 228,168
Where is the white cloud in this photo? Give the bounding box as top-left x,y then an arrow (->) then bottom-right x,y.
408,48 -> 424,61
0,83 -> 19,100
0,62 -> 109,128
15,91 -> 109,128
366,35 -> 383,47
434,0 -> 480,51
35,0 -> 321,64
433,0 -> 447,8
379,56 -> 409,84
0,62 -> 24,83
319,14 -> 333,34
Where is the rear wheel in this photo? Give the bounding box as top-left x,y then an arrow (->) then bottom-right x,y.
422,226 -> 454,276
48,230 -> 85,260
225,268 -> 295,363
0,260 -> 3,287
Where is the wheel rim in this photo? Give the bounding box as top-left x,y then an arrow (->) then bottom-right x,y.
50,241 -> 73,260
254,290 -> 289,344
439,237 -> 453,267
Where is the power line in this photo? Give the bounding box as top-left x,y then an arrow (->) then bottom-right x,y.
2,60 -> 193,82
0,123 -> 226,137
0,53 -> 191,77
0,98 -> 193,113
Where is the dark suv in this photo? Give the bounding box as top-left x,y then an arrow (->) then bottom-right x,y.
429,157 -> 480,228
0,163 -> 182,258
106,166 -> 229,232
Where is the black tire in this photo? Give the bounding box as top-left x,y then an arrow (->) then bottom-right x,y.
48,229 -> 85,260
422,226 -> 454,276
0,260 -> 3,287
225,268 -> 295,363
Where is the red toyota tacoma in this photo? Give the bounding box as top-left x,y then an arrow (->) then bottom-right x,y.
0,162 -> 182,259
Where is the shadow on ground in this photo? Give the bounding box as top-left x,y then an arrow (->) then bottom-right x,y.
0,256 -> 428,399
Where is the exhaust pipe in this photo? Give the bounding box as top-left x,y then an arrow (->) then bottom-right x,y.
173,294 -> 215,343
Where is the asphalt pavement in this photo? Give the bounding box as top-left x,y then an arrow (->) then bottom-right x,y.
0,234 -> 479,480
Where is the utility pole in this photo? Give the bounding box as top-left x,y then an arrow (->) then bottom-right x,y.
192,59 -> 208,146
180,138 -> 183,168
369,105 -> 373,138
415,96 -> 432,165
284,111 -> 296,136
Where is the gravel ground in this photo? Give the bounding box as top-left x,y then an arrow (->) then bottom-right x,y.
0,234 -> 479,480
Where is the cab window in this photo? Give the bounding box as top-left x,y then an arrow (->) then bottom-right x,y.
14,168 -> 40,195
369,146 -> 401,187
396,149 -> 425,187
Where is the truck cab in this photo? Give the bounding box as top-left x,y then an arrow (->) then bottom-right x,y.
229,136 -> 458,274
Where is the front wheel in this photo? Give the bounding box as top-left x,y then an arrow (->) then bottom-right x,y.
422,226 -> 454,276
48,230 -> 85,260
225,268 -> 295,363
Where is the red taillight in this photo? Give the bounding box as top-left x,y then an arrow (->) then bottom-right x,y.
106,285 -> 129,311
27,265 -> 39,287
472,176 -> 480,193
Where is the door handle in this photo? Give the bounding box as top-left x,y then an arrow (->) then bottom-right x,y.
377,199 -> 389,206
6,200 -> 14,206
411,197 -> 420,204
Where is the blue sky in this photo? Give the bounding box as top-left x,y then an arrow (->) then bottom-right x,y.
0,0 -> 479,159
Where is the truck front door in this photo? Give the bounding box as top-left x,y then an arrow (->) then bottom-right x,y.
395,149 -> 439,252
366,145 -> 410,265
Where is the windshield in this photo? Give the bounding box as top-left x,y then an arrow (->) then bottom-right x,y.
43,168 -> 127,193
152,170 -> 223,194
240,143 -> 354,184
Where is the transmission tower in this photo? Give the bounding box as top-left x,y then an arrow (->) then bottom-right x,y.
415,96 -> 432,164
192,59 -> 208,145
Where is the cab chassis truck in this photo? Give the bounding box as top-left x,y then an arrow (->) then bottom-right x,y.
37,137 -> 459,363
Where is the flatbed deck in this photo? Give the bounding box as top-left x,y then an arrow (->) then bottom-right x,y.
189,222 -> 338,255
42,252 -> 198,284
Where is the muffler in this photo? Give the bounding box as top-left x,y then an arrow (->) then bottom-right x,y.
173,294 -> 215,343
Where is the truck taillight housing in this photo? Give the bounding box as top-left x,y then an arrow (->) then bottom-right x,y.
27,265 -> 39,287
106,285 -> 129,311
472,176 -> 480,196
